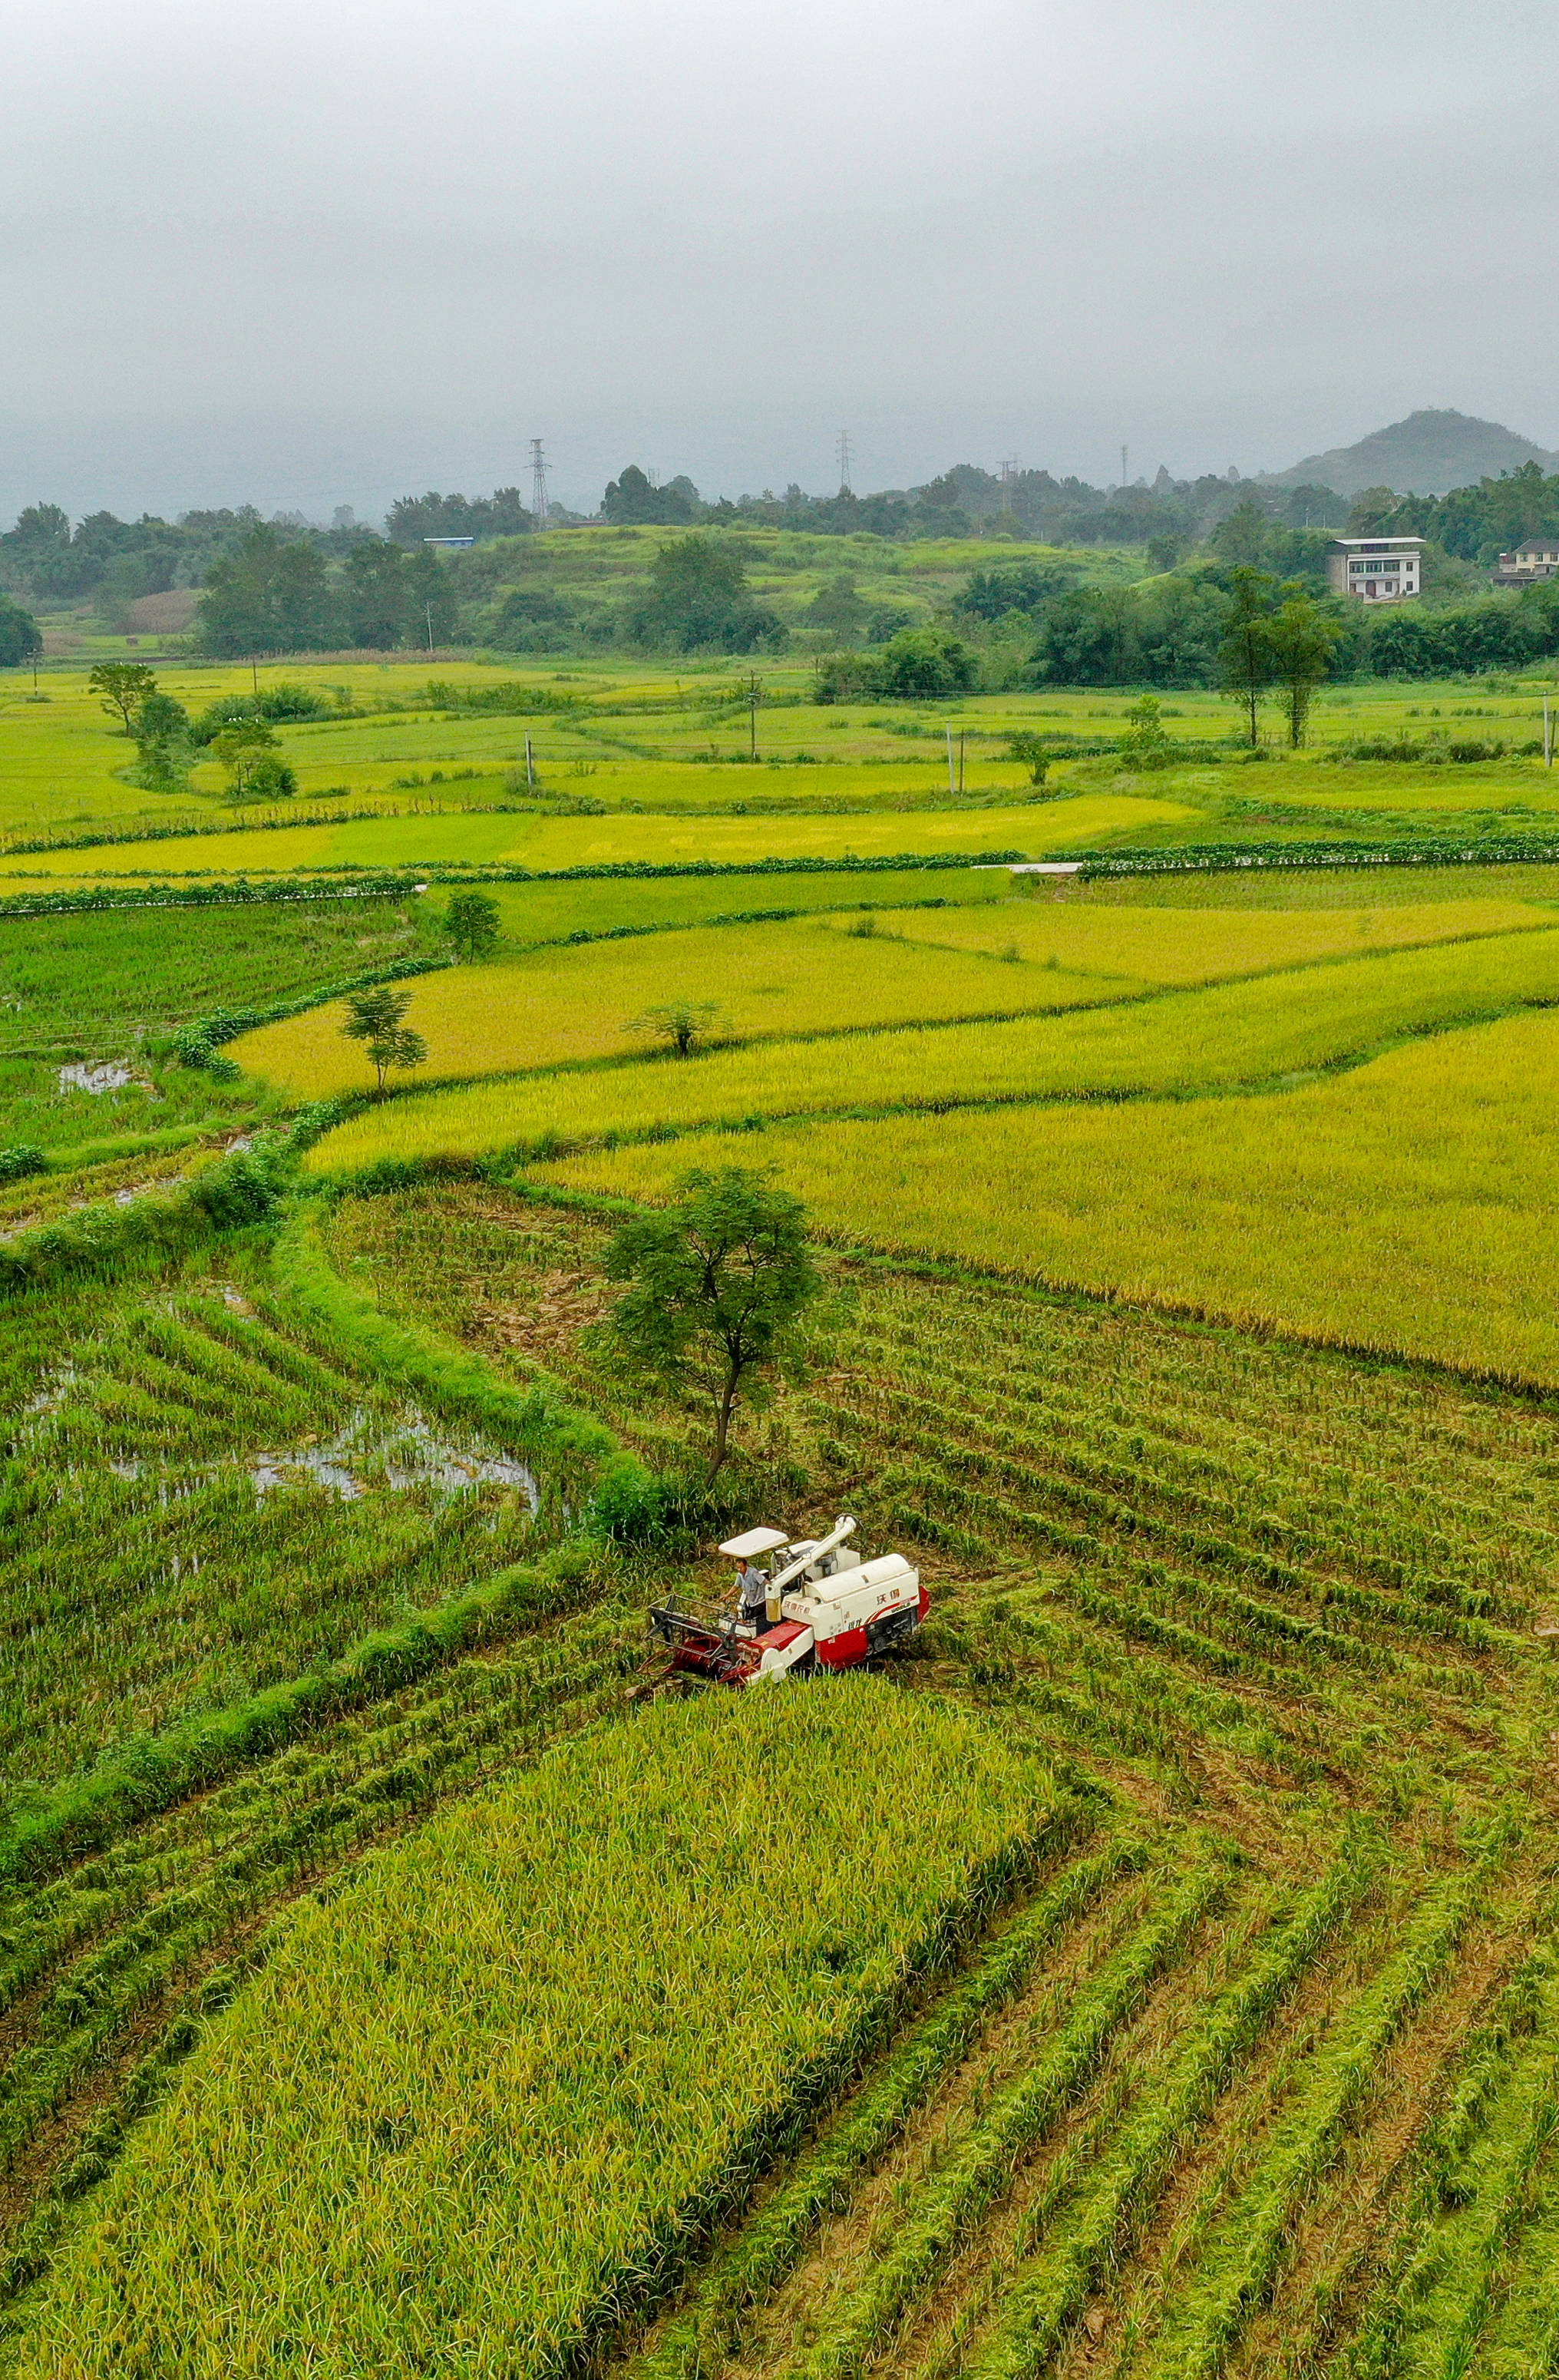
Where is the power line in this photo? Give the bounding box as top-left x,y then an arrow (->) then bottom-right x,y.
529,438 -> 550,531
837,428 -> 854,497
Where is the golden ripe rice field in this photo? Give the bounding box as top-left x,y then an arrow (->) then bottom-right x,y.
15,1687 -> 1051,2378
302,923 -> 1559,1176
231,920 -> 1133,1098
538,1004 -> 1559,1382
0,792 -> 1194,882
236,892 -> 1559,1102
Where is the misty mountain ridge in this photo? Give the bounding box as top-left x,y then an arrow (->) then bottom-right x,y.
1264,409 -> 1559,498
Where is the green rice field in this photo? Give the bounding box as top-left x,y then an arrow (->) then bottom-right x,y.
5,632 -> 1559,2375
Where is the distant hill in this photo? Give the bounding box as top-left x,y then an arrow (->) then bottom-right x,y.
1264,409 -> 1559,497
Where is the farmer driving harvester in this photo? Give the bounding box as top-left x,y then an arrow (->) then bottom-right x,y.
735,1558 -> 770,1635
649,1517 -> 927,1687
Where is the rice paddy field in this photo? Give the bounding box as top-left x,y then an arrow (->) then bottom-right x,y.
8,634 -> 1559,2375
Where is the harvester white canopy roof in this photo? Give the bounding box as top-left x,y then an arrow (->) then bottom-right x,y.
718,1526 -> 791,1559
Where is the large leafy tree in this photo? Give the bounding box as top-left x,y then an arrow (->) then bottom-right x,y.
626,536 -> 781,654
870,626 -> 978,698
88,661 -> 157,733
196,527 -> 335,656
344,539 -> 410,649
601,465 -> 701,526
1029,587 -> 1135,686
1217,566 -> 1277,745
444,889 -> 501,962
0,595 -> 41,666
604,1168 -> 820,1483
1267,587 -> 1341,748
0,503 -> 75,597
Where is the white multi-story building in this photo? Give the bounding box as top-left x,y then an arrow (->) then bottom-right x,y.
1326,537 -> 1425,602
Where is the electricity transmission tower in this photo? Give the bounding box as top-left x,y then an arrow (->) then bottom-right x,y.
999,456 -> 1022,511
529,438 -> 550,531
837,429 -> 854,496
1119,444 -> 1128,488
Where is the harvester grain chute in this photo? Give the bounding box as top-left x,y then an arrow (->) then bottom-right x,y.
647,1516 -> 926,1687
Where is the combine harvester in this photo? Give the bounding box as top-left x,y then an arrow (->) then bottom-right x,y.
648,1516 -> 926,1687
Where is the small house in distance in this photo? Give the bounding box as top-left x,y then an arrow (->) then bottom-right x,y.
1493,542 -> 1559,586
1326,537 -> 1425,601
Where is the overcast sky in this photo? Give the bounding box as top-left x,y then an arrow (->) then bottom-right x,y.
3,0 -> 1557,524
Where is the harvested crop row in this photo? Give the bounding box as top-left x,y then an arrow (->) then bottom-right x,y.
953,1848 -> 1366,2379
787,1857 -> 1227,2380
1138,1876 -> 1474,2380
628,1836 -> 1145,2380
0,1280 -> 552,1793
837,1287 -> 1559,1610
852,1391 -> 1505,1664
843,1360 -> 1521,1631
1343,1933 -> 1559,2379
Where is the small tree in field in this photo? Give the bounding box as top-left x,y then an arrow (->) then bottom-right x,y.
342,986 -> 427,1097
90,661 -> 157,734
1267,587 -> 1340,749
444,889 -> 501,962
627,1000 -> 723,1058
1006,731 -> 1051,786
604,1167 -> 821,1484
1217,566 -> 1275,746
211,718 -> 298,801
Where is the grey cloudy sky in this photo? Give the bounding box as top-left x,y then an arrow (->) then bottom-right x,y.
2,0 -> 1557,523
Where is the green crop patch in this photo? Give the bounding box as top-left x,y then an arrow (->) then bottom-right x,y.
17,1685 -> 1056,2378
0,1276 -> 550,1794
0,894 -> 430,1050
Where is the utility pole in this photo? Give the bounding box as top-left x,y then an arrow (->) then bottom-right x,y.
1120,444 -> 1128,488
1546,696 -> 1554,769
837,429 -> 854,497
946,724 -> 956,795
525,732 -> 536,787
747,672 -> 761,761
529,438 -> 550,532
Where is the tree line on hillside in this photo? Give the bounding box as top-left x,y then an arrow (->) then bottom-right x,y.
12,458 -> 1559,680
0,456 -> 1340,626
0,502 -> 381,617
